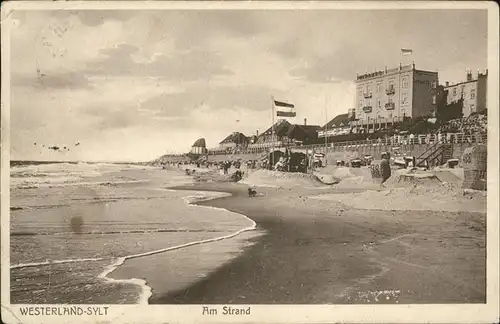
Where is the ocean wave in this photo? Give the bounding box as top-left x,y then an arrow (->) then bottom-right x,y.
10,228 -> 227,237
11,257 -> 109,269
98,198 -> 257,304
181,191 -> 232,204
11,172 -> 49,178
11,179 -> 147,191
12,189 -> 258,305
10,166 -> 259,304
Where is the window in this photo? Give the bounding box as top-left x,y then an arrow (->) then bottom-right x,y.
388,112 -> 393,118
366,85 -> 372,94
377,99 -> 381,109
359,100 -> 363,108
401,92 -> 408,104
388,98 -> 393,104
402,77 -> 408,88
470,104 -> 476,113
470,88 -> 476,99
377,83 -> 382,93
453,88 -> 457,96
432,95 -> 437,105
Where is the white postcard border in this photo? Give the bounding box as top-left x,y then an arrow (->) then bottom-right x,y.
1,1 -> 499,323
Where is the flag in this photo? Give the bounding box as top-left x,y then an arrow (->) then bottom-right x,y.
401,48 -> 413,56
274,100 -> 295,108
277,111 -> 296,117
274,100 -> 296,117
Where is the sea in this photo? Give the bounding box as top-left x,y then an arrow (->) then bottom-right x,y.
9,161 -> 262,304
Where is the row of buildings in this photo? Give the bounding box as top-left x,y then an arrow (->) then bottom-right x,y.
191,63 -> 488,155
348,63 -> 487,133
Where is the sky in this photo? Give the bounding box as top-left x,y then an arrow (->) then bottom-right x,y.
8,8 -> 488,162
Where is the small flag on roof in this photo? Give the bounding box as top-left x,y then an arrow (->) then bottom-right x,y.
274,99 -> 296,118
401,48 -> 413,56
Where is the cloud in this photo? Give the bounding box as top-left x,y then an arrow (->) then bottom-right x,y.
8,8 -> 488,161
137,84 -> 279,119
83,43 -> 233,81
271,9 -> 488,83
50,10 -> 135,26
166,10 -> 268,50
12,71 -> 93,90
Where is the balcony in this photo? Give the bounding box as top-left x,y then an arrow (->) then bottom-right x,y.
385,102 -> 395,110
385,87 -> 395,95
363,106 -> 373,113
363,92 -> 372,99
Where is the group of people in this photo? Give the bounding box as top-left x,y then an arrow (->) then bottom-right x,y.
435,114 -> 487,136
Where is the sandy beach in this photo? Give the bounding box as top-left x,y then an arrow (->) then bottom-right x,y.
10,163 -> 486,305
138,168 -> 486,304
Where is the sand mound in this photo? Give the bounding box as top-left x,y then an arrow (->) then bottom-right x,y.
240,170 -> 327,188
310,181 -> 485,213
331,167 -> 356,179
433,169 -> 463,184
386,172 -> 442,187
313,173 -> 341,185
328,166 -> 380,190
191,169 -> 233,183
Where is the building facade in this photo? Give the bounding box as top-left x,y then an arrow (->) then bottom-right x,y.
318,113 -> 350,138
219,132 -> 248,149
353,63 -> 438,128
190,138 -> 207,155
443,70 -> 487,118
250,120 -> 320,147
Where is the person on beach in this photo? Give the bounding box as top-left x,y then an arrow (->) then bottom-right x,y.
380,152 -> 391,188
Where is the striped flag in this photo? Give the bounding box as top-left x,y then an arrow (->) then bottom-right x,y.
401,48 -> 413,56
274,100 -> 296,117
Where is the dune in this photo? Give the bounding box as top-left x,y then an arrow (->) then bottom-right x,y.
240,169 -> 333,188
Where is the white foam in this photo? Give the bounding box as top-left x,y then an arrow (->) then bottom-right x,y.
11,172 -> 258,305
98,189 -> 257,305
11,257 -> 108,269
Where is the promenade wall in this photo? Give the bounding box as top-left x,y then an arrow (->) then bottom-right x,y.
204,142 -> 478,163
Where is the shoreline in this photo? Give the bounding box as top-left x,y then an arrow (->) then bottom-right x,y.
104,182 -> 261,304
10,166 -> 486,304
149,181 -> 486,304
11,167 -> 262,304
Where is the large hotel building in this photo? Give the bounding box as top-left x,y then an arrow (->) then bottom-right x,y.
443,70 -> 487,118
353,63 -> 438,128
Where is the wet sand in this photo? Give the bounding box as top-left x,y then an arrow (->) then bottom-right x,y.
149,182 -> 486,304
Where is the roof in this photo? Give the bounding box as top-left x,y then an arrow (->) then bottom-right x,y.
192,138 -> 206,148
219,132 -> 248,145
443,79 -> 478,89
261,120 -> 293,137
322,113 -> 350,129
259,120 -> 320,140
287,124 -> 321,138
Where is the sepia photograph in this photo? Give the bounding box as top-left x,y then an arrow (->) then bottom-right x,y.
1,1 -> 499,323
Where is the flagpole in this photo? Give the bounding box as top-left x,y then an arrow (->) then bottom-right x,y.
271,96 -> 275,170
324,95 -> 328,166
399,53 -> 402,125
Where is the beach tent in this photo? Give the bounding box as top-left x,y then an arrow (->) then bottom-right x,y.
289,152 -> 307,173
268,150 -> 285,170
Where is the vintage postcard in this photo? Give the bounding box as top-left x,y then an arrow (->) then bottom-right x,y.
1,1 -> 499,323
